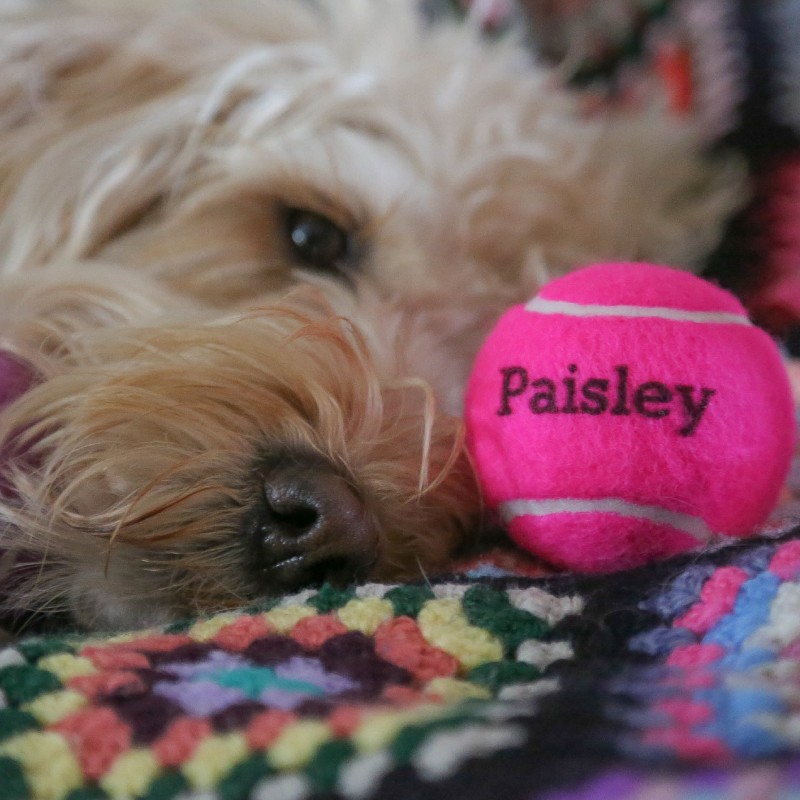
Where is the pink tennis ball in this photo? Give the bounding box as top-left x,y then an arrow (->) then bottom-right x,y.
465,262 -> 796,573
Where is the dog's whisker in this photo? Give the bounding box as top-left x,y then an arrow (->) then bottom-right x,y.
415,556 -> 434,593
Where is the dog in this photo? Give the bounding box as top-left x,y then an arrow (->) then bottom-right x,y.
0,0 -> 743,630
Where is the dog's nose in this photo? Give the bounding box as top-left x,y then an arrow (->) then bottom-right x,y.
248,455 -> 377,590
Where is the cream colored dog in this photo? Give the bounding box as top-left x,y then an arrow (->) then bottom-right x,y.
0,0 -> 742,629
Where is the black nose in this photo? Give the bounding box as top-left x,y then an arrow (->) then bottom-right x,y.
247,454 -> 377,590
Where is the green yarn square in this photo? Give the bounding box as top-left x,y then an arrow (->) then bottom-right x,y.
462,586 -> 549,651
0,756 -> 28,800
140,771 -> 189,800
390,711 -> 478,763
304,740 -> 356,792
65,787 -> 109,800
0,665 -> 62,705
468,660 -> 542,693
218,755 -> 273,800
17,638 -> 76,663
0,710 -> 39,743
384,585 -> 435,618
307,584 -> 357,613
162,618 -> 194,635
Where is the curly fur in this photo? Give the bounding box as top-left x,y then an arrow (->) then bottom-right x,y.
0,0 -> 744,629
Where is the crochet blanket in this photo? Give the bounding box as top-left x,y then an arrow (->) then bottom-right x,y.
3,2 -> 800,798
5,528 -> 800,799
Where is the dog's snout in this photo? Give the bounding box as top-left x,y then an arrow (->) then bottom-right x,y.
262,477 -> 326,539
248,455 -> 377,590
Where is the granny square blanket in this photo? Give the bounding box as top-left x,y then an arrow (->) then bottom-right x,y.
4,530 -> 800,799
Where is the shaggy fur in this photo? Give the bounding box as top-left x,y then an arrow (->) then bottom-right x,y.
0,0 -> 743,630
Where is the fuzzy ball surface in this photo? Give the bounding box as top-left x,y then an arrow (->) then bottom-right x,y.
465,262 -> 796,573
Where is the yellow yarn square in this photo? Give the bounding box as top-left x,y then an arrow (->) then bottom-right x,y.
0,731 -> 82,800
337,598 -> 394,635
23,689 -> 88,726
267,720 -> 331,770
189,612 -> 242,642
182,733 -> 249,789
99,749 -> 160,798
37,654 -> 96,681
350,705 -> 447,753
417,598 -> 503,671
424,677 -> 491,703
263,605 -> 317,633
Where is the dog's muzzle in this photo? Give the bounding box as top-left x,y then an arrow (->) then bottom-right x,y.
247,453 -> 378,591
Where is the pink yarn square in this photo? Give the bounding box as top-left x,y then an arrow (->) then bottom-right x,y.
153,718 -> 212,767
54,707 -> 131,779
644,728 -> 729,761
213,615 -> 273,651
289,614 -> 348,649
656,698 -> 714,726
675,567 -> 749,634
769,540 -> 800,581
68,671 -> 145,701
245,709 -> 297,750
375,616 -> 459,682
666,643 -> 725,668
80,646 -> 150,671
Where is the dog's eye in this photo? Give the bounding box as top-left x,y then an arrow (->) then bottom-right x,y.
284,208 -> 353,274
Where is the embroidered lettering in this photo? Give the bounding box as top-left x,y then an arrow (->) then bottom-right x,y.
495,363 -> 715,436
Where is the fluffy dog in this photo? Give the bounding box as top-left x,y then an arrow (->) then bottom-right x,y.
0,0 -> 742,630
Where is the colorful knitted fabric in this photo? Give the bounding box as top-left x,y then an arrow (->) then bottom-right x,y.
0,581 -> 577,799
6,532 -> 800,798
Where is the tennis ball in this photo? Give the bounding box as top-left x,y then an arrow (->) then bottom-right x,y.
465,262 -> 796,573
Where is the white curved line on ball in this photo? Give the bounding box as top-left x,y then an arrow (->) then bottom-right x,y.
499,498 -> 716,543
524,297 -> 750,325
